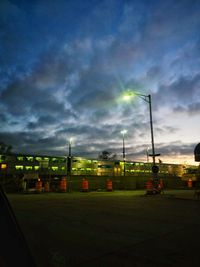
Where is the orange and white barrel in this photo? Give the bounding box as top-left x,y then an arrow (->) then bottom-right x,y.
187,178 -> 193,189
82,178 -> 89,192
106,179 -> 113,191
59,177 -> 67,192
35,179 -> 43,193
146,179 -> 153,194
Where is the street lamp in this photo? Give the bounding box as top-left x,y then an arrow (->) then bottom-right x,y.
146,147 -> 149,163
121,130 -> 127,176
67,138 -> 73,176
122,91 -> 160,174
68,138 -> 73,158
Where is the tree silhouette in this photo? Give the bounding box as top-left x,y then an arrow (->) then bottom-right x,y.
0,142 -> 12,154
98,150 -> 117,160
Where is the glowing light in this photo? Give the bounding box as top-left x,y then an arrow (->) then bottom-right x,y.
122,90 -> 135,101
1,163 -> 7,169
121,129 -> 127,135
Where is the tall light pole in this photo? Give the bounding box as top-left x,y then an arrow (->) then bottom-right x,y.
69,138 -> 72,158
67,138 -> 73,176
122,91 -> 160,175
139,94 -> 156,166
121,130 -> 127,176
146,147 -> 149,163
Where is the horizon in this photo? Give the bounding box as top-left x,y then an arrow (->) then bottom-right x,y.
1,146 -> 199,167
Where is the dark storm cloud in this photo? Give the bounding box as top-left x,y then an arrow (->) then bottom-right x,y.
145,65 -> 163,81
31,45 -> 75,89
0,113 -> 7,124
174,102 -> 200,115
31,98 -> 65,115
0,130 -> 67,154
66,46 -> 120,112
170,38 -> 200,73
126,141 -> 196,161
0,40 -> 78,116
158,141 -> 196,157
27,115 -> 58,130
153,73 -> 200,110
57,124 -> 115,143
0,131 -> 39,151
139,0 -> 200,54
0,79 -> 39,116
0,76 -> 64,117
78,0 -> 200,113
155,125 -> 179,135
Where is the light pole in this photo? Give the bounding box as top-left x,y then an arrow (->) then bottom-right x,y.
146,147 -> 149,163
122,91 -> 160,175
121,130 -> 127,176
69,138 -> 72,158
139,94 -> 156,166
67,138 -> 73,176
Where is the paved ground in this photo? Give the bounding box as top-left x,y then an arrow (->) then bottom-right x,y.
7,190 -> 200,267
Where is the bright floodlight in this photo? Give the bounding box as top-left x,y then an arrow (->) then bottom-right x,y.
122,90 -> 134,101
121,129 -> 127,135
69,137 -> 74,143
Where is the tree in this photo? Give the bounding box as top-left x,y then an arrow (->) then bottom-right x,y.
98,150 -> 117,160
0,142 -> 12,154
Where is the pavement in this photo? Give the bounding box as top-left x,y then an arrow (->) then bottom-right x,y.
161,189 -> 199,200
6,190 -> 200,267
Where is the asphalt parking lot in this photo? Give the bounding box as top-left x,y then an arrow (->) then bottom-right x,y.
7,190 -> 200,267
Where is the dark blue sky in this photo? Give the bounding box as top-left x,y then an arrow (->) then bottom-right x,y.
0,0 -> 200,164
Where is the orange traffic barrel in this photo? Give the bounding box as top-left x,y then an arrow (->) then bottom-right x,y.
82,178 -> 89,192
44,181 -> 50,192
35,179 -> 43,193
106,179 -> 113,191
187,178 -> 193,189
59,177 -> 67,192
146,179 -> 153,194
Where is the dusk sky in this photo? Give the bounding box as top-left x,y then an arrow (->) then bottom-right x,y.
0,0 -> 200,164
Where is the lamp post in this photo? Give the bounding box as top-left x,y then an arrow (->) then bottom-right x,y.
67,138 -> 73,176
140,94 -> 156,166
69,138 -> 72,158
122,91 -> 160,175
146,147 -> 149,163
121,130 -> 127,176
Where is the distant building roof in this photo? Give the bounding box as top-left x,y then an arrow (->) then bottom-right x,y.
194,143 -> 200,162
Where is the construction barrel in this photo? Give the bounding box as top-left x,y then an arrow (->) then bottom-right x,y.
146,179 -> 154,195
106,179 -> 113,191
82,178 -> 89,192
187,178 -> 193,189
35,179 -> 43,193
59,177 -> 67,192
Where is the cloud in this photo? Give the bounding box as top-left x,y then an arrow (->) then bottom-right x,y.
155,125 -> 179,135
153,73 -> 200,110
0,0 -> 200,164
157,141 -> 196,157
145,65 -> 163,81
127,140 -> 197,162
174,102 -> 200,115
